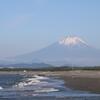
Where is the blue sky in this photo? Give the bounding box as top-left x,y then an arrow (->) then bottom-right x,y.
0,0 -> 100,58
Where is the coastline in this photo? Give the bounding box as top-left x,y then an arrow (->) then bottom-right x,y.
0,70 -> 100,93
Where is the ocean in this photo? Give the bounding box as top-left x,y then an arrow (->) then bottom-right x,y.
0,73 -> 100,100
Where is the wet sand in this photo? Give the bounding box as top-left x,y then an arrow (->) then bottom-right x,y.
0,70 -> 100,93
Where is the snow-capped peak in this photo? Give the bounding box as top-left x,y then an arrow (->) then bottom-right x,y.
59,36 -> 88,46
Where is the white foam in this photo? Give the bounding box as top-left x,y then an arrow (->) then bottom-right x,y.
0,86 -> 3,90
34,88 -> 59,93
13,75 -> 60,94
14,75 -> 49,88
34,75 -> 49,80
14,78 -> 41,88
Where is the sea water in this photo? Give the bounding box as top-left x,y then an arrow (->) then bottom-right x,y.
0,74 -> 100,100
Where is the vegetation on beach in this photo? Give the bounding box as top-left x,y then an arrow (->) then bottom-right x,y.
0,66 -> 100,71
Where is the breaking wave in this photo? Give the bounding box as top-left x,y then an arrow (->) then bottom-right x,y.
0,86 -> 3,90
13,75 -> 61,93
34,88 -> 59,93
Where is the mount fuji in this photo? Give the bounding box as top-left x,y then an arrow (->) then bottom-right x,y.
6,36 -> 100,67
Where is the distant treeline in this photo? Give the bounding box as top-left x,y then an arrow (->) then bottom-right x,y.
0,66 -> 100,71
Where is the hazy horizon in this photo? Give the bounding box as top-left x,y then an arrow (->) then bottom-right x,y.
0,0 -> 100,59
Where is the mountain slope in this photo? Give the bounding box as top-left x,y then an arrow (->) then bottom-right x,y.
9,36 -> 100,66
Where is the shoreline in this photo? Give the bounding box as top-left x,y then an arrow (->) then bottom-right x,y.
0,70 -> 100,93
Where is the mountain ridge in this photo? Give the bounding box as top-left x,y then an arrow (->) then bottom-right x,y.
1,36 -> 100,67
